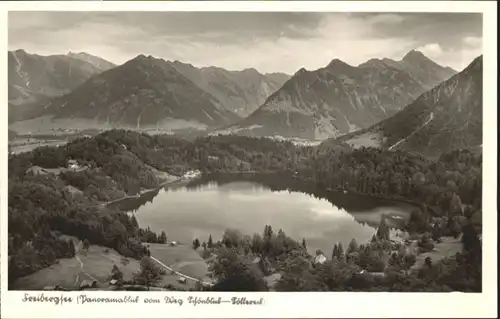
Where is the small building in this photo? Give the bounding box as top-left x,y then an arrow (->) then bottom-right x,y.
313,251 -> 327,265
178,277 -> 187,284
109,279 -> 118,286
68,159 -> 80,170
183,170 -> 202,179
368,272 -> 386,277
169,241 -> 178,246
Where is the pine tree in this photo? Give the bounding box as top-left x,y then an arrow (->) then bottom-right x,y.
131,215 -> 139,228
159,231 -> 167,244
302,238 -> 307,250
264,225 -> 274,238
251,234 -> 263,254
68,240 -> 76,256
208,234 -> 213,248
331,244 -> 338,260
347,238 -> 358,255
337,242 -> 344,260
193,238 -> 200,250
376,215 -> 390,241
134,257 -> 162,290
82,238 -> 91,251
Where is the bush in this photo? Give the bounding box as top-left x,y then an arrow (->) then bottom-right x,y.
418,236 -> 435,253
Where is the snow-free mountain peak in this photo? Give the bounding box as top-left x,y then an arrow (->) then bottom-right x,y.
8,49 -> 114,112
168,61 -> 290,117
219,49 -> 464,140
402,49 -> 427,61
334,55 -> 482,157
222,53 -> 453,140
24,54 -> 239,130
67,51 -> 116,70
326,58 -> 354,70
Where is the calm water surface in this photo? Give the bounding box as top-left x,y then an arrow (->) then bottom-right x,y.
113,177 -> 416,255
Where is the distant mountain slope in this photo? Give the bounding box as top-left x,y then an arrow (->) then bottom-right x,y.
8,49 -> 114,106
221,51 -> 455,140
66,52 -> 117,71
33,55 -> 239,130
335,55 -> 482,157
360,50 -> 456,90
171,61 -> 290,116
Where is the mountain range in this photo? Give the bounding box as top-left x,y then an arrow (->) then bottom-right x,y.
170,61 -> 289,117
8,50 -> 289,130
331,55 -> 482,157
8,49 -> 482,157
37,54 -> 240,129
219,50 -> 456,140
8,50 -> 115,106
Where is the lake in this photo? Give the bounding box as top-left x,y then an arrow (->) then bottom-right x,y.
110,174 -> 418,256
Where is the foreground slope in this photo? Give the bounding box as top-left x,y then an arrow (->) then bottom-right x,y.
336,55 -> 482,157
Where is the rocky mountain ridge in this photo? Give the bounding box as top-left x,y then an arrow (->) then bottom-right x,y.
220,50 -> 456,140
333,55 -> 482,157
170,61 -> 290,117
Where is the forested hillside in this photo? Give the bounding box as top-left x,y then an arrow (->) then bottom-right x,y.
8,130 -> 482,290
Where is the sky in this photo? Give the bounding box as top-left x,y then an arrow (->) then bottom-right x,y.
8,12 -> 482,74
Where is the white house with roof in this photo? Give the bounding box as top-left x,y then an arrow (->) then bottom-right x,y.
313,250 -> 327,265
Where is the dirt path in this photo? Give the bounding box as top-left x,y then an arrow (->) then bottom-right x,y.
150,256 -> 214,287
74,241 -> 99,284
388,112 -> 434,151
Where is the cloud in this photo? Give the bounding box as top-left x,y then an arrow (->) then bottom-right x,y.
134,13 -> 419,74
366,13 -> 405,25
416,39 -> 482,71
8,12 -> 482,74
417,43 -> 444,58
463,36 -> 482,48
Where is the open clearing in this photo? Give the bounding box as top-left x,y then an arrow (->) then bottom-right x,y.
344,131 -> 383,149
9,139 -> 67,154
147,244 -> 211,282
410,236 -> 463,271
13,241 -> 141,290
13,237 -> 203,291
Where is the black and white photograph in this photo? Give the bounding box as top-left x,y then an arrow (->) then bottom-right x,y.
1,2 -> 497,318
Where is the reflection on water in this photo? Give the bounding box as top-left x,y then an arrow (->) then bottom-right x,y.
111,173 -> 417,255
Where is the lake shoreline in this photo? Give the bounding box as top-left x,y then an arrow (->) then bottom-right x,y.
103,173 -> 202,208
202,171 -> 423,213
13,170 -> 464,292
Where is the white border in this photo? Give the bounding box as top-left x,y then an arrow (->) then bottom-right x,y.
0,2 -> 497,318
